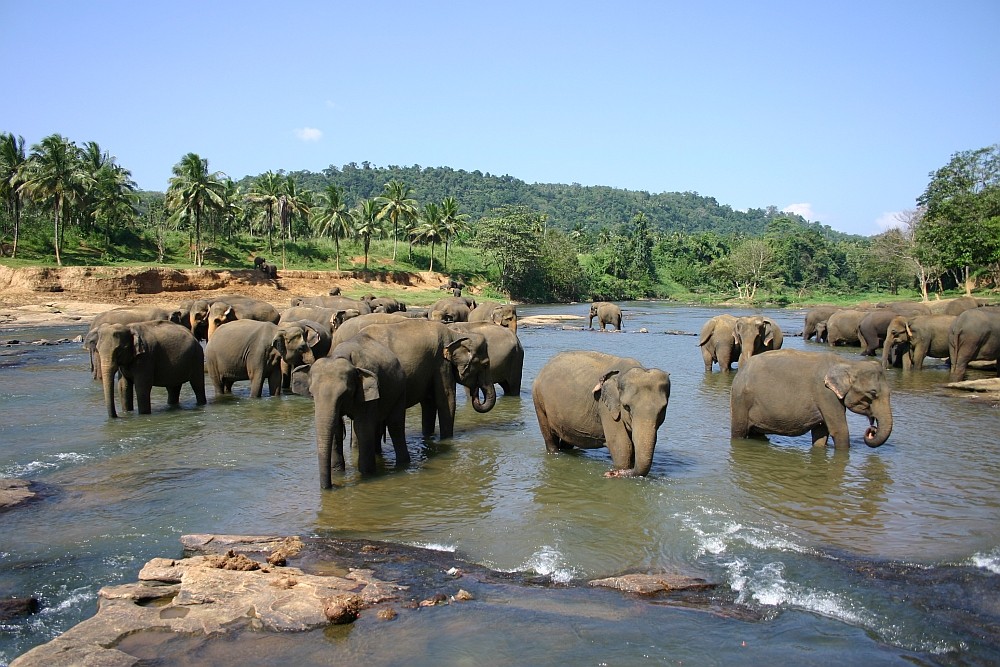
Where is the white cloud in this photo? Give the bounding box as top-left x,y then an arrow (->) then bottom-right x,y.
782,203 -> 815,220
875,211 -> 905,231
294,127 -> 323,142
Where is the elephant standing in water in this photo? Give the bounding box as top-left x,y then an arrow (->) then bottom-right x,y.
731,349 -> 893,448
825,309 -> 868,347
803,306 -> 839,342
469,301 -> 518,333
83,306 -> 173,380
699,314 -> 740,372
449,321 -> 524,396
733,316 -> 783,367
589,302 -> 622,331
204,320 -> 285,398
857,310 -> 897,357
949,307 -> 1000,381
533,351 -> 670,478
882,314 -> 955,369
94,320 -> 206,418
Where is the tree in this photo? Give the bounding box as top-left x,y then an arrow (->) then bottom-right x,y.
473,205 -> 544,296
376,180 -> 417,261
18,134 -> 86,265
166,153 -> 225,267
715,237 -> 777,300
439,195 -> 469,270
352,198 -> 382,270
312,184 -> 353,270
916,144 -> 1000,295
413,202 -> 444,271
0,132 -> 27,257
246,171 -> 283,254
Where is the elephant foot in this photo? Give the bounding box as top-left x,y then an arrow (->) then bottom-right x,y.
604,468 -> 637,479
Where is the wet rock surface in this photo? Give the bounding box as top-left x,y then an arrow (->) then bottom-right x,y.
0,479 -> 39,512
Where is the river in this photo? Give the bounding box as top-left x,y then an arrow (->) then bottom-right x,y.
1,302 -> 998,665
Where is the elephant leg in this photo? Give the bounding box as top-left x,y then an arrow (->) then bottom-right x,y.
386,404 -> 409,467
419,396 -> 437,437
912,341 -> 928,370
167,385 -> 182,405
190,370 -> 207,405
135,382 -> 153,414
810,424 -> 830,448
701,346 -> 714,372
120,376 -> 135,412
353,419 -> 379,475
267,367 -> 282,396
280,359 -> 291,390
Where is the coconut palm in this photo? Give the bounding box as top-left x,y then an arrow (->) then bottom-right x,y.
413,202 -> 444,271
0,132 -> 27,257
166,153 -> 225,267
312,184 -> 353,270
18,134 -> 86,265
353,198 -> 382,270
91,162 -> 138,246
376,180 -> 417,261
439,196 -> 469,270
246,171 -> 283,254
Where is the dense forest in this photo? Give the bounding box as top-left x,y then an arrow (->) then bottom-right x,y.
2,130 -> 998,304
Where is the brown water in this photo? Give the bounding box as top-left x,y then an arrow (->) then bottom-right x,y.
1,303 -> 998,665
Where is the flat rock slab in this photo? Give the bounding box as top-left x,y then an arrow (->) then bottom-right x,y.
589,573 -> 717,595
0,479 -> 37,512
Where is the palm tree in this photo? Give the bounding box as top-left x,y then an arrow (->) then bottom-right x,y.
413,202 -> 444,271
219,178 -> 244,240
312,184 -> 353,270
246,171 -> 283,254
0,132 -> 27,257
166,153 -> 225,267
439,196 -> 469,270
353,198 -> 382,270
18,134 -> 86,265
376,180 -> 417,261
92,162 -> 138,247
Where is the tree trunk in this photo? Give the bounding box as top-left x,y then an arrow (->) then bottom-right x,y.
53,199 -> 62,266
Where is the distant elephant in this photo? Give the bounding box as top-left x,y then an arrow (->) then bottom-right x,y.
259,261 -> 278,279
948,308 -> 1000,381
469,301 -> 518,333
857,310 -> 897,356
878,302 -> 931,317
429,297 -> 472,323
331,313 -> 409,348
533,351 -> 670,478
449,321 -> 524,396
803,306 -> 839,342
362,295 -> 407,314
303,334 -> 408,487
204,319 -> 285,398
83,306 -> 173,380
290,295 -> 372,316
940,296 -> 982,316
825,309 -> 867,347
733,315 -> 783,367
698,314 -> 740,372
731,349 -> 892,448
94,320 -> 206,418
352,319 -> 496,438
188,294 -> 272,340
589,302 -> 622,331
205,298 -> 281,340
279,305 -> 338,334
274,320 -> 332,389
882,314 -> 955,369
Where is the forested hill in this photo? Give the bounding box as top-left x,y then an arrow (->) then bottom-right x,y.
239,162 -> 861,241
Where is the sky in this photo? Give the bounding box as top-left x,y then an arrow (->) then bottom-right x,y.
2,1 -> 998,237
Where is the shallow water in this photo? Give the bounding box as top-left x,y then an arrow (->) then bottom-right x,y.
1,303 -> 998,665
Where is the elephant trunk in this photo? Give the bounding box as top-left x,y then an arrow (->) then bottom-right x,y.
605,420 -> 657,478
101,359 -> 118,418
471,380 -> 496,413
863,406 -> 893,448
316,403 -> 346,489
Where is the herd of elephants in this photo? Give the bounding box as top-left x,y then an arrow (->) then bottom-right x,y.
80,290 -> 1000,487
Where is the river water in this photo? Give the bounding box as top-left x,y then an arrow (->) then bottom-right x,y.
1,302 -> 998,665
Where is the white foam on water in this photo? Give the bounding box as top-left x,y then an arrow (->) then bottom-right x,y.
969,547 -> 1000,574
678,507 -> 815,559
411,542 -> 456,553
2,452 -> 92,477
523,545 -> 577,584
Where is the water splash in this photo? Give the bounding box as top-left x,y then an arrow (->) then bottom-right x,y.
969,547 -> 1000,574
522,545 -> 577,584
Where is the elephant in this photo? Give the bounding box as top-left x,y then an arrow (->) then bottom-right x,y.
825,309 -> 867,347
331,313 -> 409,348
83,306 -> 173,379
857,310 -> 898,356
361,295 -> 407,313
290,295 -> 372,315
205,298 -> 281,340
188,294 -> 271,340
731,349 -> 893,448
532,351 -> 670,478
449,321 -> 524,396
803,306 -> 839,342
94,320 -> 206,418
882,314 -> 955,369
940,296 -> 983,316
877,302 -> 931,317
698,314 -> 740,372
468,301 -> 518,333
589,302 -> 623,331
351,319 -> 496,438
302,335 -> 408,487
429,297 -> 472,323
259,261 -> 278,279
274,320 -> 332,389
279,305 -> 338,334
204,319 -> 287,398
948,307 -> 1000,381
733,315 -> 783,367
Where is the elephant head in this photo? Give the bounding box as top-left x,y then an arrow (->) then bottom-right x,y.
273,322 -> 318,369
823,360 -> 893,447
96,323 -> 145,418
444,332 -> 496,413
206,302 -> 239,340
881,316 -> 910,368
330,308 -> 361,332
593,366 -> 671,477
490,305 -> 518,333
734,316 -> 782,367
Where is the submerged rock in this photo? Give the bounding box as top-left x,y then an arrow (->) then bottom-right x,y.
0,479 -> 38,513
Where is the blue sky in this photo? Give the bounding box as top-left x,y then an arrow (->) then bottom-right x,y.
3,1 -> 997,236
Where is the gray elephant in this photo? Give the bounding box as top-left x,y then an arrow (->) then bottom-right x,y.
533,351 -> 670,478
731,349 -> 893,448
449,321 -> 525,396
803,306 -> 839,342
83,306 -> 173,379
882,314 -> 955,369
351,319 -> 496,439
279,305 -> 338,334
274,320 -> 332,389
290,295 -> 372,315
429,297 -> 472,323
331,313 -> 409,348
733,315 -> 783,367
949,307 -> 1000,381
825,309 -> 867,347
187,294 -> 262,340
205,298 -> 281,340
362,295 -> 407,313
698,314 -> 740,372
589,302 -> 622,331
94,320 -> 206,418
469,301 -> 518,333
857,310 -> 897,356
303,335 -> 408,487
204,320 -> 286,398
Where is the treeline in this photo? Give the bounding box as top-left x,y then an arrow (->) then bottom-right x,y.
2,130 -> 998,304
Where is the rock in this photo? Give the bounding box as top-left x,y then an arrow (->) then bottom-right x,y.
0,479 -> 37,512
0,596 -> 39,621
588,572 -> 716,595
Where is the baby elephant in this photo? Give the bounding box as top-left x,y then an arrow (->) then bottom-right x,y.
533,351 -> 670,477
731,349 -> 893,448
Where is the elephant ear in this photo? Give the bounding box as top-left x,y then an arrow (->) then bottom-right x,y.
904,321 -> 915,339
762,319 -> 777,346
358,368 -> 380,402
491,307 -> 504,325
131,328 -> 149,356
592,370 -> 622,421
823,363 -> 854,400
303,324 -> 322,348
443,336 -> 468,361
224,305 -> 235,319
272,333 -> 287,358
